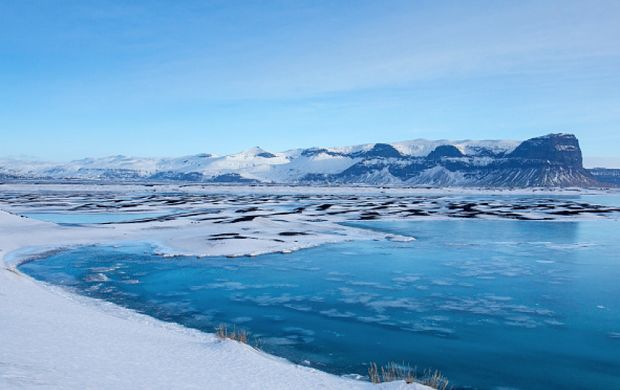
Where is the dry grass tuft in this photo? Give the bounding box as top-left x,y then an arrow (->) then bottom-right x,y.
251,335 -> 264,350
368,361 -> 449,389
422,369 -> 450,390
215,323 -> 249,344
368,362 -> 380,384
215,323 -> 268,351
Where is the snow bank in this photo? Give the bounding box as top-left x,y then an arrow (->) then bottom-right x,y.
0,210 -> 428,390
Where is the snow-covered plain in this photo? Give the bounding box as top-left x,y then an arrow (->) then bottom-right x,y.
1,183 -> 619,389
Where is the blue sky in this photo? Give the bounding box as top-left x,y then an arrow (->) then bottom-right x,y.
1,0 -> 619,166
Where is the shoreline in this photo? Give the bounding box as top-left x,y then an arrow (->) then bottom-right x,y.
2,185 -> 619,389
1,210 -> 427,389
1,181 -> 617,196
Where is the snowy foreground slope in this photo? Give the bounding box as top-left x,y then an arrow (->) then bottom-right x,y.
0,133 -> 602,187
0,210 -> 427,390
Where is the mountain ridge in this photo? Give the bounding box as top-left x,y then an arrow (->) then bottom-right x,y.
0,133 -> 605,187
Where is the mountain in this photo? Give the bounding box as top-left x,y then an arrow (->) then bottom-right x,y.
588,168 -> 620,186
0,133 -> 604,187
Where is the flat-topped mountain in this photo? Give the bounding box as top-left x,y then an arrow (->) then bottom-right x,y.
0,133 -> 603,187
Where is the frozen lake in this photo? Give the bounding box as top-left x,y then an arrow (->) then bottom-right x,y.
19,217 -> 620,389
20,211 -> 170,224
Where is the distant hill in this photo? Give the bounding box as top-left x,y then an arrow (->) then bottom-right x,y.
588,168 -> 620,186
0,133 -> 606,187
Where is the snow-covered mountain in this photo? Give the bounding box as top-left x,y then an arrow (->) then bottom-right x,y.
589,168 -> 620,186
0,134 -> 602,187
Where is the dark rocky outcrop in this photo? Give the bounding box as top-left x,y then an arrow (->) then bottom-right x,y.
149,171 -> 204,182
508,133 -> 583,167
426,145 -> 464,160
350,143 -> 402,159
324,133 -> 599,187
208,173 -> 259,184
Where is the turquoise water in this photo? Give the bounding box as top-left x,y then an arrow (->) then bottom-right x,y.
19,220 -> 620,389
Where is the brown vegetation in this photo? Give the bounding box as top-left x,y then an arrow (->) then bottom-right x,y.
215,323 -> 248,344
368,361 -> 450,389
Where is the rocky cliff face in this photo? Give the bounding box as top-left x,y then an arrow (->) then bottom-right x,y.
318,134 -> 598,187
508,134 -> 583,167
487,134 -> 594,186
0,133 -> 604,187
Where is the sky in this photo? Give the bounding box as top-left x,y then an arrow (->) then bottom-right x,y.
1,0 -> 619,167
